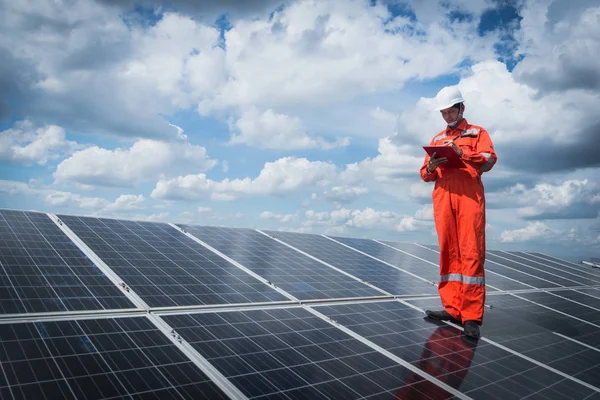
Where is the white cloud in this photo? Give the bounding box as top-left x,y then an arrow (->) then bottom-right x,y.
302,207 -> 422,233
489,179 -> 600,220
54,136 -> 217,188
259,211 -> 299,223
44,191 -> 145,213
311,185 -> 369,203
196,0 -> 500,114
197,206 -> 212,213
342,136 -> 425,184
229,107 -> 349,150
0,120 -> 79,166
513,2 -> 600,93
414,204 -> 434,221
151,156 -> 337,201
500,221 -> 554,243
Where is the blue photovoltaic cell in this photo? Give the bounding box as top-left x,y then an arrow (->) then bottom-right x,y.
408,294 -> 600,391
162,307 -> 455,399
384,241 -> 564,291
57,215 -> 288,307
177,224 -> 383,301
485,252 -> 589,288
263,231 -> 440,296
488,251 -> 600,286
315,300 -> 598,399
328,237 -> 447,286
0,210 -> 134,314
522,252 -> 600,278
0,316 -> 227,399
380,241 -> 530,292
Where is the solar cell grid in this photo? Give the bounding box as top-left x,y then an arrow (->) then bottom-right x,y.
385,240 -> 570,290
176,225 -> 384,301
263,231 -> 438,297
489,251 -> 600,285
0,210 -> 133,314
162,307 -> 457,399
485,253 -> 589,287
0,316 -> 228,400
314,300 -> 598,399
58,215 -> 288,308
326,237 -> 442,284
380,241 -> 533,292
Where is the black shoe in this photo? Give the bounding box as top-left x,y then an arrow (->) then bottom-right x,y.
464,320 -> 481,339
425,310 -> 460,324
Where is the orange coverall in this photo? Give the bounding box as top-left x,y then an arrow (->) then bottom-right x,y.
420,119 -> 497,324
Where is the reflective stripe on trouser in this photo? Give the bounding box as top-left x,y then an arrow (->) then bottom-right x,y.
433,175 -> 486,324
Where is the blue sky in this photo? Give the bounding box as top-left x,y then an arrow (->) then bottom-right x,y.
1,0 -> 599,262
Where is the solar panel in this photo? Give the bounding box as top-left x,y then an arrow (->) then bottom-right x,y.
512,252 -> 600,275
389,241 -> 567,290
56,215 -> 289,308
313,299 -> 599,399
263,230 -> 438,297
2,208 -> 600,399
160,306 -> 459,399
380,241 -> 531,292
488,251 -> 600,286
0,210 -> 134,314
405,295 -> 600,395
176,225 -> 385,301
0,315 -> 228,399
325,237 -> 443,285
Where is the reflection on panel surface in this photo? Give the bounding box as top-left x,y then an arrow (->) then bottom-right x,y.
58,215 -> 288,307
178,225 -> 383,300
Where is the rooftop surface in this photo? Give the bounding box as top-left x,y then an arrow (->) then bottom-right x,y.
1,208 -> 599,399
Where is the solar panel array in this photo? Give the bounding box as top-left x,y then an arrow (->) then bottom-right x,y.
1,208 -> 600,400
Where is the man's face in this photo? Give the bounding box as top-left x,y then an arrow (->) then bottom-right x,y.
440,106 -> 460,124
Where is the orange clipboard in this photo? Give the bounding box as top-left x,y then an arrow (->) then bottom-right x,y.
423,145 -> 466,168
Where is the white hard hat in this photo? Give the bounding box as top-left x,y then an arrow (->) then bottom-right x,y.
434,86 -> 464,111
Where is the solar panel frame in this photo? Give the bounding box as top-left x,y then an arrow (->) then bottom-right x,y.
0,210 -> 135,315
56,215 -> 291,309
174,224 -> 387,302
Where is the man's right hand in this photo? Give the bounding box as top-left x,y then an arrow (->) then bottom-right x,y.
427,152 -> 447,173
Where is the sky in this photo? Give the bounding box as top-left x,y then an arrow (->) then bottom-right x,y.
1,0 -> 599,262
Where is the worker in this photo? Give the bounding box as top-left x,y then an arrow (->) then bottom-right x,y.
419,85 -> 497,339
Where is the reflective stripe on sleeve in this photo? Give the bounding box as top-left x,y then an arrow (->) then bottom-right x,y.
479,152 -> 494,172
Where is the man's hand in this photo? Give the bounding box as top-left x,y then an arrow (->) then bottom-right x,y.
444,140 -> 463,157
427,152 -> 447,173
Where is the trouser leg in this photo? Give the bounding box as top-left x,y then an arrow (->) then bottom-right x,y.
433,187 -> 462,321
455,181 -> 487,324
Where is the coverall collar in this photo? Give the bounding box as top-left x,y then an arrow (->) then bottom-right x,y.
446,118 -> 469,134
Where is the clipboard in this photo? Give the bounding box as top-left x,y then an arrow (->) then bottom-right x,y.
423,145 -> 465,168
